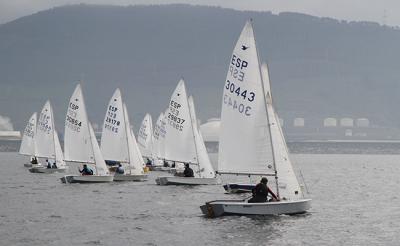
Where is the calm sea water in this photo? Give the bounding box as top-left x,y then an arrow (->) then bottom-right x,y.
1,143 -> 400,245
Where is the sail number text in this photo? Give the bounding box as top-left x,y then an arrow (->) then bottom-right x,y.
104,105 -> 120,133
168,100 -> 185,131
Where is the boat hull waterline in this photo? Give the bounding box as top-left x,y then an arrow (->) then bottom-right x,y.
223,183 -> 256,193
200,199 -> 312,218
29,167 -> 66,174
156,176 -> 220,185
113,174 -> 148,181
60,175 -> 114,183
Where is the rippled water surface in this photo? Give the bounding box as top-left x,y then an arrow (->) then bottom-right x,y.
1,151 -> 400,245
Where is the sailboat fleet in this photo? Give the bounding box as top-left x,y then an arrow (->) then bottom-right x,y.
18,19 -> 311,217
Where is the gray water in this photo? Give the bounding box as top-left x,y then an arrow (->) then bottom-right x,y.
1,151 -> 400,245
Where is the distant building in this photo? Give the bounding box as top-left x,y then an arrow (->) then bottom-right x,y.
294,118 -> 305,127
340,118 -> 354,127
356,118 -> 369,127
199,118 -> 220,142
345,129 -> 353,137
323,118 -> 337,127
0,131 -> 21,140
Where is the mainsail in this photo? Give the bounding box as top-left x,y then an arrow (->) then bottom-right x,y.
100,88 -> 129,163
137,113 -> 154,158
35,101 -> 56,159
64,84 -> 94,163
19,112 -> 37,156
218,20 -> 274,176
164,79 -> 197,164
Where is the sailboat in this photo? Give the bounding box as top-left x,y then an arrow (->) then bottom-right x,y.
19,112 -> 41,167
100,88 -> 147,181
137,113 -> 154,163
155,79 -> 219,185
200,20 -> 311,217
60,84 -> 113,183
29,100 -> 67,173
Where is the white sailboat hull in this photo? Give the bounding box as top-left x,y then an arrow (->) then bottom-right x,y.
60,175 -> 114,183
29,167 -> 67,174
24,163 -> 43,168
113,174 -> 148,181
155,176 -> 220,185
200,199 -> 311,218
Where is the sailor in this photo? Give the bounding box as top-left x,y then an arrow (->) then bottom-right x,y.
52,162 -> 57,169
46,159 -> 51,169
31,157 -> 38,164
146,158 -> 153,166
115,164 -> 125,175
183,163 -> 194,177
248,177 -> 279,203
79,164 -> 93,175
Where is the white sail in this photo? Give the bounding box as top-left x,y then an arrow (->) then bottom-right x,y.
152,112 -> 165,160
188,96 -> 215,178
218,20 -> 274,175
19,112 -> 37,156
88,122 -> 109,175
261,63 -> 303,199
64,84 -> 94,163
164,79 -> 197,164
100,88 -> 129,163
137,113 -> 154,158
35,101 -> 56,159
54,130 -> 66,168
123,104 -> 145,174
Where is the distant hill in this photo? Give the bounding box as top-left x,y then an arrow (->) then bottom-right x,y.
1,4 -> 400,132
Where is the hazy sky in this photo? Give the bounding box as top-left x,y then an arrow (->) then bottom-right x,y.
0,0 -> 398,26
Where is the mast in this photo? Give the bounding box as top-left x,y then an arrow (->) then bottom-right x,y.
252,20 -> 280,197
187,96 -> 201,177
80,83 -> 96,174
122,104 -> 131,174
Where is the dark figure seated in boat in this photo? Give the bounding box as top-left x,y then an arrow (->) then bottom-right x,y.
46,159 -> 51,169
248,177 -> 279,203
183,163 -> 194,177
163,160 -> 169,167
79,164 -> 93,175
31,157 -> 38,164
52,162 -> 57,169
146,158 -> 153,166
115,164 -> 125,175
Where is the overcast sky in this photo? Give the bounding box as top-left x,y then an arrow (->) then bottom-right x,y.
0,0 -> 398,26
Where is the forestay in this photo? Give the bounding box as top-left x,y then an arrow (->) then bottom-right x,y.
64,84 -> 94,163
261,63 -> 303,199
137,113 -> 154,158
188,96 -> 215,178
164,79 -> 197,164
19,112 -> 37,156
100,88 -> 129,163
218,21 -> 274,175
35,101 -> 56,159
